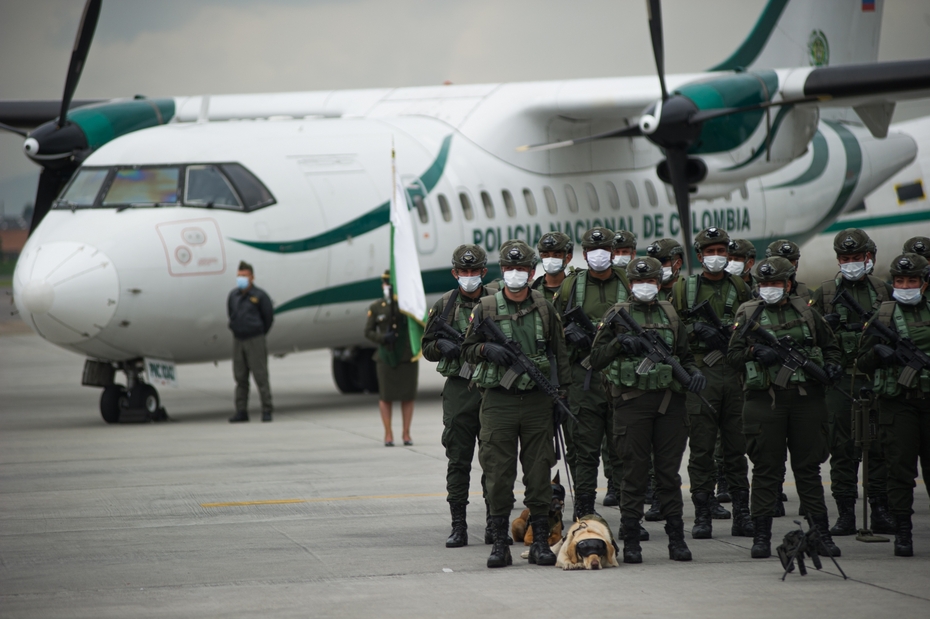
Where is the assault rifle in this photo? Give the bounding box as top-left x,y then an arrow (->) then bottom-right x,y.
563,305 -> 597,339
608,306 -> 716,412
863,316 -> 930,387
688,299 -> 730,366
425,299 -> 473,379
852,388 -> 889,543
777,517 -> 847,581
832,287 -> 875,324
735,315 -> 855,402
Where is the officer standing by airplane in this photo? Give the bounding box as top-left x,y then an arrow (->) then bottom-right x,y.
857,252 -> 930,557
531,232 -> 573,301
365,271 -> 417,447
766,240 -> 810,303
422,245 -> 497,549
463,241 -> 571,569
588,256 -> 705,564
809,229 -> 894,537
227,261 -> 274,423
646,238 -> 685,301
671,227 -> 754,540
727,257 -> 843,560
554,227 -> 630,521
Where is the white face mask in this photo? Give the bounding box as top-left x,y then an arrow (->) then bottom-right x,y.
893,287 -> 923,305
502,269 -> 529,292
541,257 -> 564,275
661,266 -> 674,283
725,260 -> 745,276
458,275 -> 482,293
383,286 -> 391,301
759,286 -> 785,305
865,258 -> 874,274
631,282 -> 659,302
612,254 -> 632,268
840,261 -> 866,281
703,255 -> 728,273
586,249 -> 612,272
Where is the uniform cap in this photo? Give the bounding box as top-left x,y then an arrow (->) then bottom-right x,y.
238,260 -> 254,273
381,269 -> 391,282
888,252 -> 930,279
903,236 -> 930,258
694,226 -> 730,252
727,238 -> 756,259
626,256 -> 663,281
752,256 -> 796,283
832,228 -> 872,256
646,238 -> 684,260
765,239 -> 801,262
613,230 -> 637,250
537,231 -> 573,254
451,244 -> 488,269
581,227 -> 614,250
499,240 -> 538,268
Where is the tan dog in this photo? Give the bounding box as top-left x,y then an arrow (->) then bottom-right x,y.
556,514 -> 620,570
511,472 -> 565,546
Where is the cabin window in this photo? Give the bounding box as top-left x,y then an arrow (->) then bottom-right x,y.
523,188 -> 537,215
502,189 -> 516,217
459,192 -> 474,220
605,181 -> 621,210
103,167 -> 180,207
565,184 -> 579,213
585,182 -> 600,211
543,186 -> 558,214
437,193 -> 452,221
481,191 -> 495,219
185,165 -> 241,208
55,167 -> 109,208
625,180 -> 639,208
645,180 -> 658,207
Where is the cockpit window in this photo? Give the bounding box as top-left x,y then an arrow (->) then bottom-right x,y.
185,165 -> 241,208
103,168 -> 180,207
57,168 -> 109,207
221,164 -> 275,210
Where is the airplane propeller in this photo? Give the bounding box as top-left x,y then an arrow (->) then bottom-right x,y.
0,0 -> 101,234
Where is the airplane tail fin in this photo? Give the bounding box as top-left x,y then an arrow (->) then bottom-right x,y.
710,0 -> 884,72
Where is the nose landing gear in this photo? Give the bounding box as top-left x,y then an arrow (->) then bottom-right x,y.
84,359 -> 168,423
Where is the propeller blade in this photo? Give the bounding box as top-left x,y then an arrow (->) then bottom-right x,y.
516,125 -> 642,152
0,121 -> 28,137
665,148 -> 694,273
59,0 -> 102,128
30,166 -> 75,233
646,0 -> 668,101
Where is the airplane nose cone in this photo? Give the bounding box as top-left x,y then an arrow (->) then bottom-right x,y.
13,242 -> 120,345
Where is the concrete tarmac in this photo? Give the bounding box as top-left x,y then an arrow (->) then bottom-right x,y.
1,331 -> 928,618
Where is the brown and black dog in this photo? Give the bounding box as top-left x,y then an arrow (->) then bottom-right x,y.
511,472 -> 565,546
556,514 -> 620,570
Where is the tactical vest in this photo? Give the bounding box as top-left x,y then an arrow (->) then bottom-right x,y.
871,300 -> 930,397
435,289 -> 473,379
471,290 -> 552,391
604,300 -> 683,393
675,274 -> 744,354
741,298 -> 824,391
818,275 -> 886,365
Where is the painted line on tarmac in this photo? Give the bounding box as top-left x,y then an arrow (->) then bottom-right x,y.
201,499 -> 308,508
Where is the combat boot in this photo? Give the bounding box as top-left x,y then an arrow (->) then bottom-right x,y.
709,494 -> 732,520
603,480 -> 619,507
691,492 -> 713,539
644,495 -> 663,522
869,495 -> 897,535
573,493 -> 599,521
750,516 -> 772,558
830,497 -> 857,536
665,515 -> 693,561
527,515 -> 557,566
620,517 -> 643,564
445,502 -> 468,548
730,489 -> 755,537
486,515 -> 512,568
810,513 -> 842,557
894,515 -> 913,557
716,471 -> 731,503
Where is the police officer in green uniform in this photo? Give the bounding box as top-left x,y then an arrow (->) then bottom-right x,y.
588,256 -> 706,564
903,236 -> 930,258
766,239 -> 810,303
727,257 -> 843,559
554,227 -> 631,521
857,253 -> 930,557
809,229 -> 894,536
364,271 -> 418,446
646,238 -> 685,301
726,238 -> 756,285
463,241 -> 572,568
672,227 -> 754,539
532,232 -> 573,301
422,245 -> 497,548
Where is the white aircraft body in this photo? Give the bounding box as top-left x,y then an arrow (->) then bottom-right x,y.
6,0 -> 930,420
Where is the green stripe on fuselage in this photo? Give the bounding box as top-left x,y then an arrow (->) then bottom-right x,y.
709,0 -> 790,72
821,208 -> 930,234
764,130 -> 828,189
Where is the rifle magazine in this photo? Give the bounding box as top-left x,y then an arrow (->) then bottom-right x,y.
500,368 -> 521,390
774,365 -> 793,388
703,350 -> 723,367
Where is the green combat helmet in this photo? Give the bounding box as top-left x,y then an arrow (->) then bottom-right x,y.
766,239 -> 801,262
903,236 -> 930,258
499,240 -> 538,268
833,228 -> 872,255
889,252 -> 930,279
646,238 -> 685,261
452,244 -> 488,269
627,256 -> 664,281
693,226 -> 730,252
728,239 -> 756,259
613,230 -> 637,251
752,256 -> 796,283
581,227 -> 614,250
538,231 -> 573,255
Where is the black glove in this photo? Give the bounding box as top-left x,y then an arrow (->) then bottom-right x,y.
553,396 -> 570,426
617,333 -> 645,355
382,329 -> 397,345
436,338 -> 461,360
687,371 -> 707,394
845,322 -> 864,333
693,322 -> 728,350
824,363 -> 843,382
753,345 -> 779,367
873,344 -> 896,367
823,313 -> 842,331
564,323 -> 592,349
483,342 -> 516,367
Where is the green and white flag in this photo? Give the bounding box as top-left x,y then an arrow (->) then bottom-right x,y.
389,146 -> 427,359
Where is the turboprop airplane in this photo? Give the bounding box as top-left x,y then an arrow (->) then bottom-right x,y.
3,0 -> 930,423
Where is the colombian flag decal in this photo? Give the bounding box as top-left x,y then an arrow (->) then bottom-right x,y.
862,0 -> 875,12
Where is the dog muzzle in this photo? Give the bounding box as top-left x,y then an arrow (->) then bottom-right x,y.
575,539 -> 608,558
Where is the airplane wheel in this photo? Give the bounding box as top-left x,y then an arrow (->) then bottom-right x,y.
135,383 -> 160,415
100,385 -> 126,424
332,357 -> 363,394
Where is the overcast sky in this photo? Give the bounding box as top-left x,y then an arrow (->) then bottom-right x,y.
2,0 -> 929,217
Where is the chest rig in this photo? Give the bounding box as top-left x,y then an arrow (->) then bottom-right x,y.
742,299 -> 823,390
604,301 -> 682,393
821,276 -> 886,366
872,300 -> 930,397
436,289 -> 477,379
